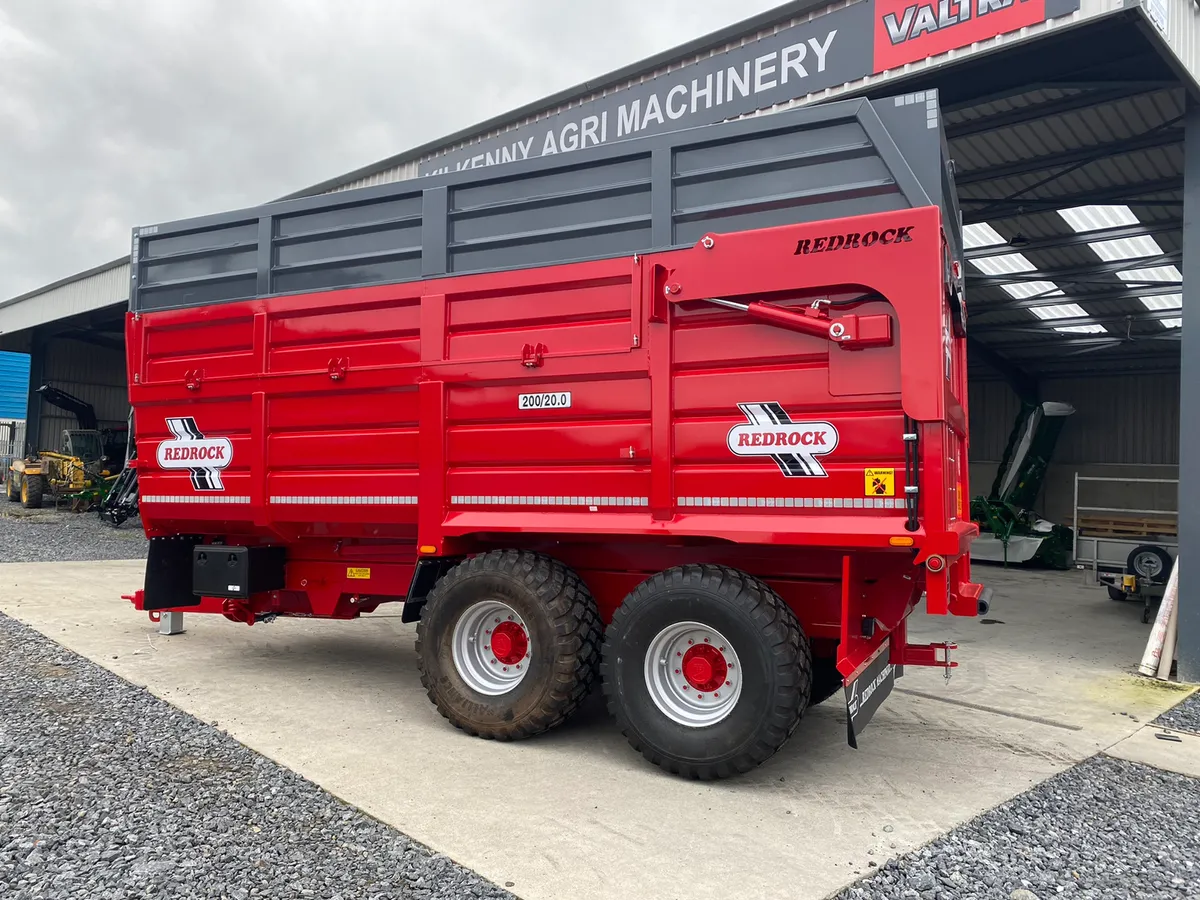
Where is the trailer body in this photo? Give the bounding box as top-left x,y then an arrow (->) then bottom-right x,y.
124,92 -> 983,774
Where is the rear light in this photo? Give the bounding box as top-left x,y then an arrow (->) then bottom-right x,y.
925,555 -> 946,573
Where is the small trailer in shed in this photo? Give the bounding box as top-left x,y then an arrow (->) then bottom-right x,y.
121,92 -> 986,778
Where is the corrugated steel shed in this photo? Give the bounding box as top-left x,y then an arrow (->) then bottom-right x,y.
970,371 -> 1180,464
33,340 -> 128,451
0,350 -> 30,421
0,258 -> 129,336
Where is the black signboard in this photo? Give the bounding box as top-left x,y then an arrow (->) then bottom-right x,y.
420,0 -> 1081,177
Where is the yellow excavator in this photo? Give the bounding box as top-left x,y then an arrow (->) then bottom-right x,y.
4,386 -> 121,510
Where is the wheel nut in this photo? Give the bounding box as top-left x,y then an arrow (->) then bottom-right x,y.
704,637 -> 710,643
675,668 -> 681,674
714,692 -> 720,698
503,666 -> 509,671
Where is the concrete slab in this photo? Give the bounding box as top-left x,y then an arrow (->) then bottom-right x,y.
0,560 -> 1191,900
1105,726 -> 1200,779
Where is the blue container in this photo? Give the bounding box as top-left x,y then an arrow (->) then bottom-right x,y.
0,350 -> 31,421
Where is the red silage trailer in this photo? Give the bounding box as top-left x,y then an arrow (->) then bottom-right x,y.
124,93 -> 986,777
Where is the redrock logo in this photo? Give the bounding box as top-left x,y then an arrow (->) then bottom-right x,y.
160,444 -> 227,463
794,226 -> 912,256
727,403 -> 839,477
156,417 -> 232,491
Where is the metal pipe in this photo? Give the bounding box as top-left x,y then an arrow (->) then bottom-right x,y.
703,297 -> 750,311
1139,560 -> 1180,676
1073,477 -> 1180,485
1157,599 -> 1178,680
1072,471 -> 1079,573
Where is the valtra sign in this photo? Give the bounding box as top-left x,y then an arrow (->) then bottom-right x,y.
874,0 -> 1079,70
419,0 -> 1079,177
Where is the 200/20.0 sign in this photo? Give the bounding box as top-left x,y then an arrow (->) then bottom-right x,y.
518,392 -> 572,410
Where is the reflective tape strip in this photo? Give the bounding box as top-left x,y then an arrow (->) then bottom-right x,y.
451,496 -> 649,507
677,497 -> 903,509
140,495 -> 251,504
270,496 -> 418,505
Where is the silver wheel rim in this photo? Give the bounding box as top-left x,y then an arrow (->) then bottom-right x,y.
1133,552 -> 1164,580
644,621 -> 742,727
451,600 -> 531,696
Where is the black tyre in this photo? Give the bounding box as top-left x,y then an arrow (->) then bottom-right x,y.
601,565 -> 810,779
1127,545 -> 1172,584
5,474 -> 18,503
416,550 -> 601,740
808,655 -> 844,707
1107,585 -> 1128,602
21,475 -> 43,509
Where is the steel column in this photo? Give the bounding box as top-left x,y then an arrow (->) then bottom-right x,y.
24,329 -> 45,455
1176,101 -> 1200,682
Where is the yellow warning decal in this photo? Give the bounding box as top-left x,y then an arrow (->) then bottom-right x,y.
865,468 -> 895,497
346,567 -> 371,580
957,482 -> 965,518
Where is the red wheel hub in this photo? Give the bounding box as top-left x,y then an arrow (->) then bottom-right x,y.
681,644 -> 727,693
489,621 -> 528,665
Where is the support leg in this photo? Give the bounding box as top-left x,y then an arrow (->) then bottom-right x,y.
158,611 -> 185,636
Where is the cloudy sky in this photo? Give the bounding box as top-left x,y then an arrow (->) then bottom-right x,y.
0,0 -> 783,300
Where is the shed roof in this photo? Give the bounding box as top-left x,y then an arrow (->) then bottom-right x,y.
903,12 -> 1191,380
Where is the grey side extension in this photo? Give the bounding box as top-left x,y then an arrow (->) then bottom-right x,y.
130,90 -> 959,314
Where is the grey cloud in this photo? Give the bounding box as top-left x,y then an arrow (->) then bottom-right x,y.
0,0 -> 779,300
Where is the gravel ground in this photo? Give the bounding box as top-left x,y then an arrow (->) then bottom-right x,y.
836,755 -> 1200,900
0,613 -> 513,900
1154,691 -> 1200,735
0,506 -> 148,562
